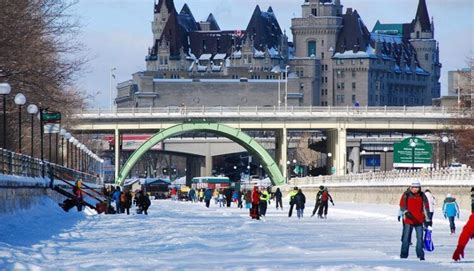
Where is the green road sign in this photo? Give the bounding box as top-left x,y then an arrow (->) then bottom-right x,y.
393,137 -> 433,168
42,111 -> 61,123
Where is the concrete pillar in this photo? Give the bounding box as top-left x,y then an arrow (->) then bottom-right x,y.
336,128 -> 347,175
205,154 -> 213,176
114,128 -> 120,181
327,128 -> 347,176
275,128 -> 288,181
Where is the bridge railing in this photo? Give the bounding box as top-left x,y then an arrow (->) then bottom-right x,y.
74,106 -> 469,119
0,148 -> 100,185
289,167 -> 474,187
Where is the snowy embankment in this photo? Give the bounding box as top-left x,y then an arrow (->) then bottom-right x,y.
0,198 -> 473,270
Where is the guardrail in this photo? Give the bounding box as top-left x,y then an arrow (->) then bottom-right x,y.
0,148 -> 101,184
289,167 -> 474,187
73,106 -> 470,119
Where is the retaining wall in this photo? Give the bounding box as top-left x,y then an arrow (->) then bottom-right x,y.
280,185 -> 473,211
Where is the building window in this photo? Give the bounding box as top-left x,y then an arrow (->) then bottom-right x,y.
425,53 -> 429,61
416,31 -> 420,39
325,77 -> 328,83
351,59 -> 355,65
321,52 -> 325,59
341,83 -> 345,90
311,8 -> 317,16
308,41 -> 316,57
352,82 -> 356,90
322,40 -> 324,46
352,71 -> 356,78
352,95 -> 356,103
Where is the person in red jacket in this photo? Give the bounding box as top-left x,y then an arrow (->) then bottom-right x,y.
250,186 -> 260,220
399,181 -> 430,261
452,212 -> 474,261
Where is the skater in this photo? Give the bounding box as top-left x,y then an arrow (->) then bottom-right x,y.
72,180 -> 84,212
443,194 -> 460,234
288,186 -> 298,217
135,190 -> 151,215
225,188 -> 233,208
198,189 -> 204,202
250,186 -> 260,220
317,187 -> 334,219
237,190 -> 243,209
294,189 -> 306,219
399,181 -> 430,261
218,191 -> 225,207
112,186 -> 122,213
259,187 -> 270,217
244,190 -> 252,209
188,187 -> 196,203
122,189 -> 132,215
213,189 -> 219,204
311,186 -> 325,217
275,188 -> 283,210
452,212 -> 474,261
424,189 -> 436,224
204,188 -> 213,208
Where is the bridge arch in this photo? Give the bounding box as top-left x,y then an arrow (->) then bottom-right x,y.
116,122 -> 285,186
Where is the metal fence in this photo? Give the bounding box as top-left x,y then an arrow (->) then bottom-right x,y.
74,106 -> 469,119
0,148 -> 100,184
289,167 -> 474,187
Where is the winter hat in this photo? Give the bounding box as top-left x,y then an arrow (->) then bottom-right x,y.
411,181 -> 421,188
447,193 -> 452,198
319,185 -> 325,190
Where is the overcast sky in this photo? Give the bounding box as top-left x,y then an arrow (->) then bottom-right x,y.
74,0 -> 473,108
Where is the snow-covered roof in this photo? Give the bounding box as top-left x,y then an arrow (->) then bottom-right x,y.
333,46 -> 377,59
254,49 -> 265,58
199,54 -> 212,61
232,50 -> 242,59
213,53 -> 227,60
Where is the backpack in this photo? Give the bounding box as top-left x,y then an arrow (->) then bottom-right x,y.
321,191 -> 328,202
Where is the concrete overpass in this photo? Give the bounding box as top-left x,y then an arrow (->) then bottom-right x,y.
70,106 -> 468,181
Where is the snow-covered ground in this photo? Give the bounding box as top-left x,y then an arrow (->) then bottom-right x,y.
1,197 -> 473,270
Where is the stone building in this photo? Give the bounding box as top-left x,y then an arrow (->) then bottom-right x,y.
116,0 -> 441,108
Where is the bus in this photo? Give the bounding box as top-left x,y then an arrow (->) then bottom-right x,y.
191,177 -> 232,189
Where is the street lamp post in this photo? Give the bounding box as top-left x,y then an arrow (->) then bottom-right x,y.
286,160 -> 291,182
27,104 -> 38,157
14,93 -> 26,153
293,159 -> 297,177
442,136 -> 449,168
65,133 -> 72,167
327,153 -> 332,175
0,83 -> 11,150
285,65 -> 290,111
59,129 -> 66,166
360,150 -> 366,173
383,147 -> 389,172
410,141 -> 417,169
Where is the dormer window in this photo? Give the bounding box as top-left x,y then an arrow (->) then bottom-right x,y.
311,8 -> 317,16
416,31 -> 420,39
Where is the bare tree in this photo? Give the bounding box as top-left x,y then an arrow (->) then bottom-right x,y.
0,0 -> 87,154
295,133 -> 319,169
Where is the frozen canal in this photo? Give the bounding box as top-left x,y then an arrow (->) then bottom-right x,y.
1,197 -> 473,270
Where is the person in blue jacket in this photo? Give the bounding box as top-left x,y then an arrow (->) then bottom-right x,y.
112,186 -> 122,214
204,188 -> 213,208
443,193 -> 460,234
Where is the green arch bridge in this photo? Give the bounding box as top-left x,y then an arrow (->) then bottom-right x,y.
116,122 -> 285,186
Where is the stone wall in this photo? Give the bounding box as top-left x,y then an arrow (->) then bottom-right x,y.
0,187 -> 64,214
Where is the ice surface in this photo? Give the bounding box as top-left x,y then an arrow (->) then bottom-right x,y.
0,197 -> 473,270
